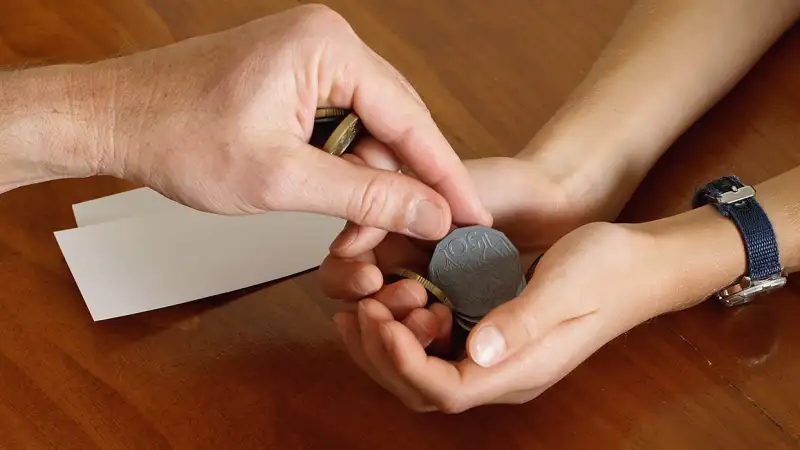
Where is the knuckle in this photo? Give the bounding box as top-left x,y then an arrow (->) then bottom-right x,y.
520,310 -> 539,342
257,151 -> 304,210
392,356 -> 430,386
382,123 -> 420,155
434,394 -> 467,414
291,4 -> 353,37
393,354 -> 416,379
348,174 -> 395,226
403,398 -> 433,413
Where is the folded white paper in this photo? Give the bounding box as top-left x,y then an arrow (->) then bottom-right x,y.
55,188 -> 344,321
72,187 -> 190,227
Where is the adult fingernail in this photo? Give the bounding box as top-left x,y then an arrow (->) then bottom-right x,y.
353,270 -> 376,296
408,315 -> 435,347
407,199 -> 445,238
399,281 -> 426,308
469,325 -> 506,367
481,208 -> 494,226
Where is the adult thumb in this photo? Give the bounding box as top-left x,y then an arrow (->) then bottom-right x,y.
465,292 -> 562,368
269,143 -> 453,240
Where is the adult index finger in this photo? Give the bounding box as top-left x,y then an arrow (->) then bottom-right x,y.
350,47 -> 493,229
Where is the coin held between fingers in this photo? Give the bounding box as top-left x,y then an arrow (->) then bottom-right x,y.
311,108 -> 365,156
383,268 -> 453,310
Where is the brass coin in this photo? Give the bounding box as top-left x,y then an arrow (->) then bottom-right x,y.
385,268 -> 454,310
323,112 -> 362,156
315,107 -> 350,119
454,316 -> 474,332
525,253 -> 544,283
456,313 -> 480,325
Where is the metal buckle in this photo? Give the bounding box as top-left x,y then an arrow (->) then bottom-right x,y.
719,185 -> 755,204
716,274 -> 787,307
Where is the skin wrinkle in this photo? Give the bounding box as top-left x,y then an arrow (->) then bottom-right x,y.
0,71 -> 67,191
350,173 -> 393,229
81,68 -> 109,177
108,64 -> 128,180
311,36 -> 333,104
324,45 -> 358,110
350,60 -> 417,141
259,141 -> 316,211
292,54 -> 314,139
133,64 -> 159,171
223,44 -> 278,130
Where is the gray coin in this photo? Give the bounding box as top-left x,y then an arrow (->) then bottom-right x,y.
428,226 -> 523,319
455,276 -> 526,324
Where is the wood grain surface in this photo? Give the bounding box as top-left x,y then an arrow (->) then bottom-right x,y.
1,1 -> 799,448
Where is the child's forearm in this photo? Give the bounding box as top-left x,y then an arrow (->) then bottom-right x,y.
644,166 -> 800,314
519,0 -> 800,214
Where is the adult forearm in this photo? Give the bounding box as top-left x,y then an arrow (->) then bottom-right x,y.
0,65 -> 102,192
519,0 -> 800,213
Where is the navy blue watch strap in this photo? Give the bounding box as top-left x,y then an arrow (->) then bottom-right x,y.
692,175 -> 782,281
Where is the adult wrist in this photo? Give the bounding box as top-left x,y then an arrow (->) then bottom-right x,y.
0,64 -> 105,190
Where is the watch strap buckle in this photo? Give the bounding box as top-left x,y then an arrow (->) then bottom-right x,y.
694,175 -> 786,307
716,274 -> 787,307
718,185 -> 755,205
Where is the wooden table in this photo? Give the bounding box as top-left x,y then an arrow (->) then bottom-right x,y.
2,1 -> 800,448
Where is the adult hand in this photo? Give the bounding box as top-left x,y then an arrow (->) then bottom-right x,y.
328,204 -> 749,412
78,5 -> 490,238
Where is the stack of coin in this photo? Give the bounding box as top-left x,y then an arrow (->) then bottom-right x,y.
382,226 -> 534,357
426,226 -> 527,338
525,253 -> 543,283
311,108 -> 364,156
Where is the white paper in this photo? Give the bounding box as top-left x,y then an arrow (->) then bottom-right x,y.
72,187 -> 189,227
55,188 -> 344,321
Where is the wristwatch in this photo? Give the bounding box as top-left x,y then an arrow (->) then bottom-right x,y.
692,175 -> 786,307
